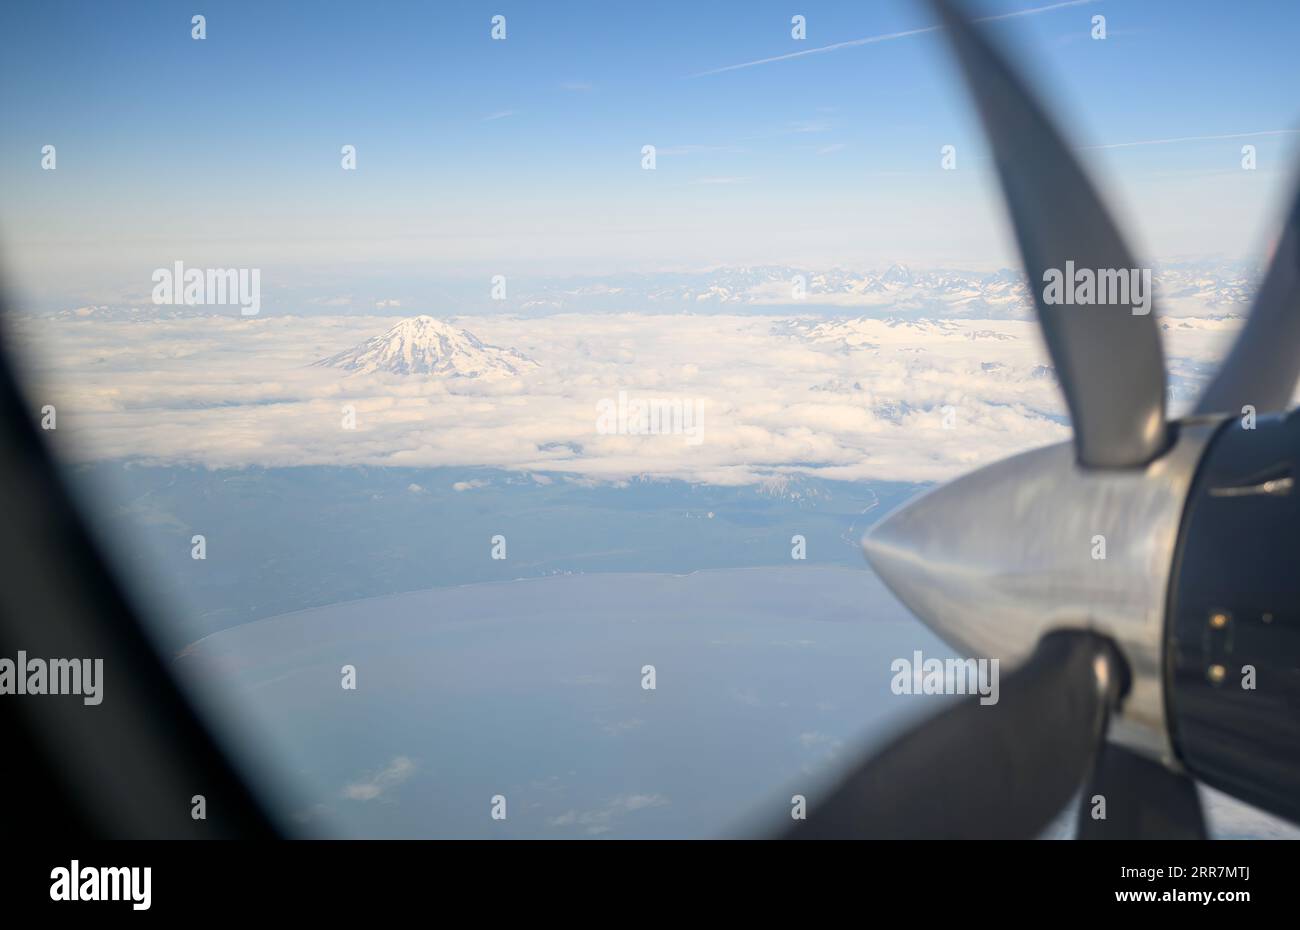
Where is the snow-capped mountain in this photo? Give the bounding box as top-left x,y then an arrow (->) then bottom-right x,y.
314,315 -> 538,378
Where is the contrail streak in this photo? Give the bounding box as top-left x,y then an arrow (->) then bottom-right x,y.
690,0 -> 1099,77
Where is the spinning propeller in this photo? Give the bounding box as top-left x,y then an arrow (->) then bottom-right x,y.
783,0 -> 1300,840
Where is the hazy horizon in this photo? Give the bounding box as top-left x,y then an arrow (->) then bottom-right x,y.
4,0 -> 1300,307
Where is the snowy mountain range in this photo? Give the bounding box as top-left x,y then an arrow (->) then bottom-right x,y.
313,315 -> 538,378
515,261 -> 1259,318
775,314 -> 1026,350
41,260 -> 1261,322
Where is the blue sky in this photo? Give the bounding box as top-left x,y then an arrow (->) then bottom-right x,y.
3,0 -> 1299,304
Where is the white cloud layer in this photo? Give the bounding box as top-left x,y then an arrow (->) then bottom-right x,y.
9,310 -> 1246,485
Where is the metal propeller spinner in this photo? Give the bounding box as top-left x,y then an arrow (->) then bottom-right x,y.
784,0 -> 1300,840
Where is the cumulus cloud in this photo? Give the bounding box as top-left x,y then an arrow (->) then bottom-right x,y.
341,755 -> 416,802
10,309 -> 1245,485
799,730 -> 844,765
547,793 -> 669,835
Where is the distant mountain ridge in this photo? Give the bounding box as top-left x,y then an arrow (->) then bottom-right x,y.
39,260 -> 1260,321
517,261 -> 1259,318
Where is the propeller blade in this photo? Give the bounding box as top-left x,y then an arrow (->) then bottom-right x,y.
928,0 -> 1168,468
784,631 -> 1123,839
1194,178 -> 1300,416
1075,743 -> 1207,839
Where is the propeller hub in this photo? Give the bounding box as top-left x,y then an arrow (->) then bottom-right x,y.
861,419 -> 1224,764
